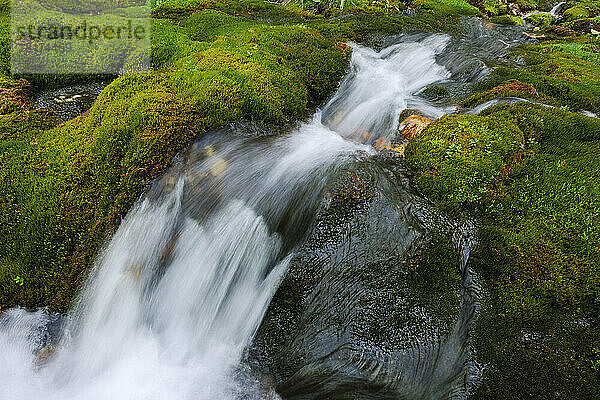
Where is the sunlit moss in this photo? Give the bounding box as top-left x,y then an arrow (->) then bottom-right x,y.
490,15 -> 524,25
525,12 -> 553,26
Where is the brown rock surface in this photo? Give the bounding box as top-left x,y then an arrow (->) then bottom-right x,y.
398,115 -> 433,140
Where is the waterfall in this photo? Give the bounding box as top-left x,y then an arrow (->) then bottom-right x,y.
549,1 -> 566,18
0,34 -> 455,399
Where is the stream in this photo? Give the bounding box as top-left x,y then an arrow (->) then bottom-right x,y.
0,18 -> 526,400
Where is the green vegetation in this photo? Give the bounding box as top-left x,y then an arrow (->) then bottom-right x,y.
412,0 -> 478,16
563,0 -> 600,21
406,101 -> 600,397
475,0 -> 506,16
473,38 -> 600,112
525,11 -> 552,26
462,79 -> 539,108
1,0 -> 352,310
405,22 -> 600,394
405,113 -> 525,213
490,14 -> 524,25
2,0 -> 599,395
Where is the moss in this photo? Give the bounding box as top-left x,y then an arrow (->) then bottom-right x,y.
476,0 -> 505,16
491,15 -> 524,25
473,39 -> 600,112
514,0 -> 538,11
405,232 -> 462,322
404,113 -> 525,214
411,0 -> 479,16
402,106 -> 600,398
420,84 -> 450,100
564,5 -> 591,20
405,100 -> 600,397
0,0 -> 472,311
525,12 -> 553,26
462,79 -> 539,108
470,103 -> 600,398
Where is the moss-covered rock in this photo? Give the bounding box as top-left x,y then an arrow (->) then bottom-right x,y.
405,100 -> 600,397
473,38 -> 600,112
462,79 -> 539,108
412,0 -> 479,16
404,113 -> 525,213
491,14 -> 525,25
564,5 -> 591,20
0,0 -> 477,311
525,12 -> 553,26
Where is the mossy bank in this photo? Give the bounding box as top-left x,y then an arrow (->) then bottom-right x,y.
404,23 -> 600,397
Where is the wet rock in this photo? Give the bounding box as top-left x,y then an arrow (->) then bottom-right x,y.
252,164 -> 473,399
482,19 -> 497,30
523,31 -> 546,39
571,18 -> 600,34
210,158 -> 228,177
398,108 -> 421,122
373,137 -> 391,150
163,173 -> 178,193
36,343 -> 56,363
398,115 -> 433,140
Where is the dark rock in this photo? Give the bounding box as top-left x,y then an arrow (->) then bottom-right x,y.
571,18 -> 600,34
544,24 -> 577,37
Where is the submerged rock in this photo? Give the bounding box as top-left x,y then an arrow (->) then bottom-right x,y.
36,343 -> 56,364
252,161 -> 477,399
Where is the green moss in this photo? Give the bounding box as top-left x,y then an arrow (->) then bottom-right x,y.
411,0 -> 479,16
470,103 -> 600,398
405,100 -> 600,397
474,39 -> 600,112
406,232 -> 462,321
525,12 -> 553,26
404,113 -> 525,213
476,0 -> 505,16
420,84 -> 450,100
462,79 -> 539,108
564,5 -> 591,20
0,0 -> 472,311
491,14 -> 524,25
514,0 -> 538,11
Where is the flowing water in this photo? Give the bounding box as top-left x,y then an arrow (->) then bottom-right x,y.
32,80 -> 111,122
0,21 -> 524,399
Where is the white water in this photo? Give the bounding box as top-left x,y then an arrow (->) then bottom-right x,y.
550,1 -> 566,18
0,35 -> 451,400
